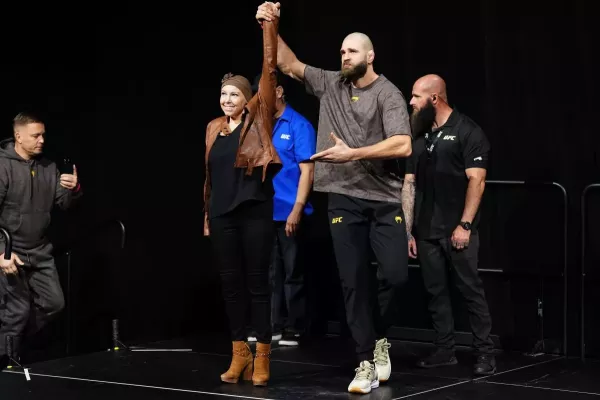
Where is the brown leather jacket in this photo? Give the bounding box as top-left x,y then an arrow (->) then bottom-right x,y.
203,16 -> 281,233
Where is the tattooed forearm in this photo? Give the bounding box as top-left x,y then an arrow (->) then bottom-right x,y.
401,175 -> 416,236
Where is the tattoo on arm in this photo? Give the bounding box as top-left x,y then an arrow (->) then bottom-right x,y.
401,175 -> 416,236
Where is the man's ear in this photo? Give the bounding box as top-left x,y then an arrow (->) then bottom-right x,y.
367,50 -> 375,64
276,86 -> 284,99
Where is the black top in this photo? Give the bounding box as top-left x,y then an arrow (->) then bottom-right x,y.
405,110 -> 490,239
208,121 -> 274,219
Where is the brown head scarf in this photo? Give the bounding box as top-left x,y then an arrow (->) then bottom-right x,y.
221,73 -> 252,103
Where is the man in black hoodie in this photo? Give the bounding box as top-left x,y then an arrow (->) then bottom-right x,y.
0,112 -> 82,365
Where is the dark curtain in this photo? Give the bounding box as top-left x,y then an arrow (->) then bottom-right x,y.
2,0 -> 598,357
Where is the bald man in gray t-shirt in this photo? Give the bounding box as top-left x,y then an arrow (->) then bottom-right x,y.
256,3 -> 412,394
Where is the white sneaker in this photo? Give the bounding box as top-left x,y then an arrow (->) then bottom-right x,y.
247,333 -> 282,342
373,338 -> 391,382
278,332 -> 300,346
347,361 -> 379,394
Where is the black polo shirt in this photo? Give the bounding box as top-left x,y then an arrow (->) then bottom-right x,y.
405,110 -> 490,240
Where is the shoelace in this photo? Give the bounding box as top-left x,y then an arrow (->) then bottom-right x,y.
373,342 -> 391,365
354,362 -> 373,380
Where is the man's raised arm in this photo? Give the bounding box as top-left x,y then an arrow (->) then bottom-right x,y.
256,2 -> 306,81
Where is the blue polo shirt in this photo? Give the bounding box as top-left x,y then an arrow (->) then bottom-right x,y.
272,105 -> 317,221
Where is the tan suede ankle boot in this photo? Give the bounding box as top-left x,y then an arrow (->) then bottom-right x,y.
252,342 -> 271,386
220,341 -> 253,383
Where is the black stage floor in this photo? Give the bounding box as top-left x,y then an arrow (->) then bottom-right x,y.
2,334 -> 600,399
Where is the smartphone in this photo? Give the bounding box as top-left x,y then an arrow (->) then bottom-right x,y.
60,158 -> 73,175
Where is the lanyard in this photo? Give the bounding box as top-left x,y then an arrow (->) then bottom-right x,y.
424,115 -> 464,156
425,130 -> 444,154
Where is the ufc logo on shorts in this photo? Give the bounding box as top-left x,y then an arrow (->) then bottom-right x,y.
331,217 -> 343,224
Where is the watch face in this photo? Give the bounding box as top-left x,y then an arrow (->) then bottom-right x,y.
462,222 -> 471,230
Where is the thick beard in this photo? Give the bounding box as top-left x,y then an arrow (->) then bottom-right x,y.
341,60 -> 368,81
410,99 -> 436,138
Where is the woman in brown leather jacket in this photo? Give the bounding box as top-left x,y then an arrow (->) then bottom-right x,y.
202,5 -> 281,387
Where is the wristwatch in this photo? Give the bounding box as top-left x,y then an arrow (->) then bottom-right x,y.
460,221 -> 472,231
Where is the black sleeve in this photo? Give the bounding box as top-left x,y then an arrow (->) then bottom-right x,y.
405,153 -> 416,174
405,138 -> 421,174
462,125 -> 490,170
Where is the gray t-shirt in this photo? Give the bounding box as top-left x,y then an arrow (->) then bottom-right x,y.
304,65 -> 412,203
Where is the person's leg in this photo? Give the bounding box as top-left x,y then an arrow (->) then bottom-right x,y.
328,194 -> 373,361
268,221 -> 285,340
210,215 -> 247,342
444,233 -> 496,375
23,254 -> 65,339
210,214 -> 254,384
368,201 -> 409,382
328,194 -> 379,394
241,216 -> 274,344
0,261 -> 32,361
278,221 -> 305,346
416,238 -> 458,368
241,206 -> 275,386
369,201 -> 410,331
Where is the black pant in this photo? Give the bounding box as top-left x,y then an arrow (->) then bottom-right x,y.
270,220 -> 306,334
0,244 -> 64,357
417,234 -> 494,354
328,193 -> 409,362
210,201 -> 274,344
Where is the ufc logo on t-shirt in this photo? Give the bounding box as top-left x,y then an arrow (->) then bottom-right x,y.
280,134 -> 291,140
443,135 -> 456,141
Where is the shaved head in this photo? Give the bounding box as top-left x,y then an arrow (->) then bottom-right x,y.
413,74 -> 448,102
342,32 -> 374,52
340,32 -> 376,83
409,74 -> 453,135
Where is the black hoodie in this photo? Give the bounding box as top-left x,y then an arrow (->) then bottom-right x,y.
0,138 -> 82,251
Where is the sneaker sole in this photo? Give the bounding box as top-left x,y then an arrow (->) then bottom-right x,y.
417,357 -> 458,369
348,380 -> 379,394
474,367 -> 497,376
248,336 -> 281,342
278,340 -> 299,346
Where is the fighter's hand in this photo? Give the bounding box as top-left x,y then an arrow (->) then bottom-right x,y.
451,225 -> 470,250
256,2 -> 280,24
0,253 -> 24,275
408,233 -> 418,259
311,132 -> 356,163
60,165 -> 78,190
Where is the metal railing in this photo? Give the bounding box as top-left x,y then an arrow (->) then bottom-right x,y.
0,226 -> 23,370
0,227 -> 13,260
486,180 -> 568,355
63,219 -> 126,355
581,184 -> 600,361
366,180 -> 568,354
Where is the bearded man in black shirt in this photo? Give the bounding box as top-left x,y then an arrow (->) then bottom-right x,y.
402,74 -> 496,376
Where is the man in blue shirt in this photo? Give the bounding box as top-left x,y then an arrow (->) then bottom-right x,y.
249,71 -> 316,346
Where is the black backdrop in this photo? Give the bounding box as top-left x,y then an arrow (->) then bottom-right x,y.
2,0 -> 599,359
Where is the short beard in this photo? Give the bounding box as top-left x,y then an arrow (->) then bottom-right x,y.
410,99 -> 436,137
341,60 -> 368,82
